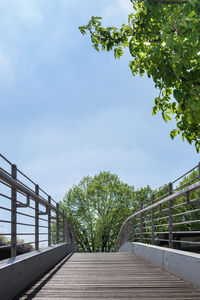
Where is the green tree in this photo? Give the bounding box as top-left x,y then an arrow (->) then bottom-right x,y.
131,185 -> 152,210
63,172 -> 135,252
79,0 -> 200,152
172,169 -> 200,232
0,234 -> 8,245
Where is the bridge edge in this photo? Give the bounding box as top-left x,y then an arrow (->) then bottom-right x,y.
0,243 -> 76,299
118,242 -> 200,288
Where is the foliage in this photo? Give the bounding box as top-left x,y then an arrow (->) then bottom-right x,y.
132,185 -> 152,209
16,239 -> 34,253
63,172 -> 135,252
79,0 -> 200,152
0,235 -> 33,253
172,169 -> 200,231
127,185 -> 153,242
120,167 -> 200,247
0,234 -> 9,245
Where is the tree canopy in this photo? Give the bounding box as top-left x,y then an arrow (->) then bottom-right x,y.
63,172 -> 135,252
79,0 -> 200,152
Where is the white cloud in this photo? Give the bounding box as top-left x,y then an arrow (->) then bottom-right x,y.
22,145 -> 151,202
16,0 -> 44,23
0,0 -> 46,85
102,0 -> 133,25
0,0 -> 84,84
0,50 -> 14,85
0,0 -> 199,206
0,0 -> 44,24
14,101 -> 199,202
13,106 -> 157,201
118,0 -> 133,15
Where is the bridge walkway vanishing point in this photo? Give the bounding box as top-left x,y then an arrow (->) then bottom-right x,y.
18,252 -> 200,300
1,155 -> 200,299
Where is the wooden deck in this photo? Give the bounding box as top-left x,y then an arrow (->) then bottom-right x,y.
18,253 -> 200,299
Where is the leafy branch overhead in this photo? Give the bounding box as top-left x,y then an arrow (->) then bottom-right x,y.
79,0 -> 200,152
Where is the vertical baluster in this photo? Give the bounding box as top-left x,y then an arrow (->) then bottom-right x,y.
128,220 -> 131,242
140,214 -> 143,243
35,184 -> 39,250
140,201 -> 143,243
68,220 -> 73,244
126,223 -> 128,243
124,223 -> 126,243
151,194 -> 155,245
132,217 -> 135,242
66,218 -> 69,243
123,225 -> 125,245
11,164 -> 17,257
168,182 -> 173,248
48,196 -> 51,247
198,162 -> 200,200
56,203 -> 60,244
125,222 -> 128,243
62,211 -> 65,243
65,217 -> 67,243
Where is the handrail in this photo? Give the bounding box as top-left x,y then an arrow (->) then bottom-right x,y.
115,163 -> 200,252
124,181 -> 200,224
0,154 -> 76,258
0,169 -> 57,212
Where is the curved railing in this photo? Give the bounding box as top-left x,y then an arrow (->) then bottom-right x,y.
0,154 -> 76,258
115,163 -> 200,252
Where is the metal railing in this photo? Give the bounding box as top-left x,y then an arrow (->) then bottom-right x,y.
0,154 -> 76,258
115,163 -> 200,252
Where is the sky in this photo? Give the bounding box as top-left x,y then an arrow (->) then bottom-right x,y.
0,0 -> 199,204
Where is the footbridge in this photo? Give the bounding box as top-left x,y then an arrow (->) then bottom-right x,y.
0,154 -> 200,299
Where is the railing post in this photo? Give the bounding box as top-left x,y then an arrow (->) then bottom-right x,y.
65,218 -> 69,243
168,182 -> 173,248
140,201 -> 143,243
124,223 -> 127,243
128,220 -> 131,242
131,212 -> 135,242
124,222 -> 127,243
68,219 -> 73,243
65,217 -> 67,243
151,194 -> 155,245
133,217 -> 135,242
56,203 -> 60,244
35,184 -> 39,250
122,226 -> 125,244
48,196 -> 51,247
11,164 -> 17,257
198,162 -> 200,200
126,222 -> 128,242
62,211 -> 65,243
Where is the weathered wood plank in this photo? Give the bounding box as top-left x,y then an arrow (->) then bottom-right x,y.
18,253 -> 200,299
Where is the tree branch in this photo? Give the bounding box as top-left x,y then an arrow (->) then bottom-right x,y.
157,0 -> 189,4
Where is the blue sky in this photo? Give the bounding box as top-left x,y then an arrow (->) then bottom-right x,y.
0,0 -> 199,203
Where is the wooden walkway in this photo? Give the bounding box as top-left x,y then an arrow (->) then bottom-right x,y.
18,253 -> 200,299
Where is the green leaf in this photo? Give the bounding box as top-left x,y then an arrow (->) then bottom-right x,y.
114,48 -> 123,59
79,26 -> 86,35
79,1 -> 200,152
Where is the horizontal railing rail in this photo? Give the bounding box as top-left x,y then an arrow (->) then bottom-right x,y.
115,163 -> 200,252
0,154 -> 76,258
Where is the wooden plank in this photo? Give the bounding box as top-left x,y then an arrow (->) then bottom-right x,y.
18,253 -> 200,299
